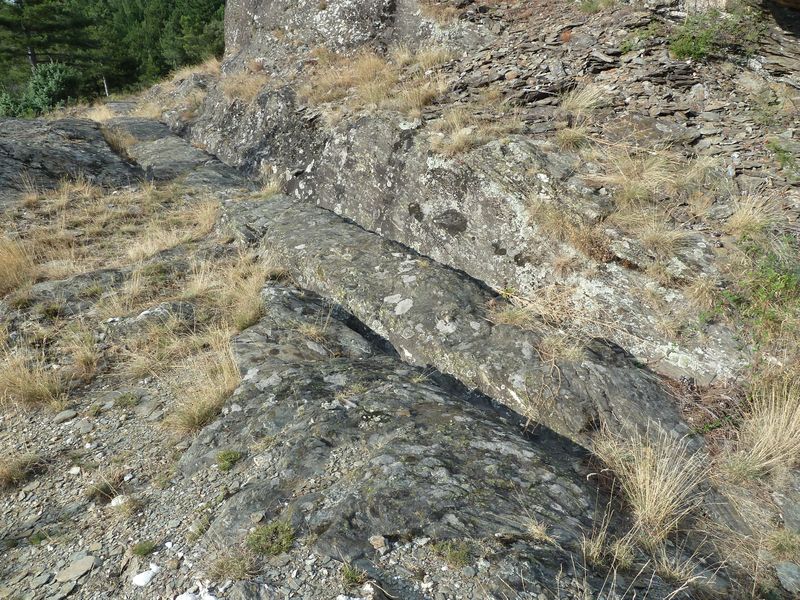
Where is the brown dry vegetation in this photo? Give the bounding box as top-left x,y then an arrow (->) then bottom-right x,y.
0,176 -> 280,434
221,71 -> 270,103
0,454 -> 44,488
300,46 -> 453,119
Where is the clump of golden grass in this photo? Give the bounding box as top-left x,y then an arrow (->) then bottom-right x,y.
639,221 -> 691,260
486,303 -> 539,329
183,251 -> 288,331
19,171 -> 42,207
419,0 -> 459,24
768,528 -> 800,561
537,332 -> 584,362
101,126 -> 138,159
0,235 -> 35,297
302,46 -> 452,117
208,547 -> 258,580
86,467 -> 125,502
430,105 -> 523,156
415,45 -> 454,70
526,517 -> 554,544
555,126 -> 590,150
388,44 -> 414,67
685,276 -> 718,311
724,193 -> 780,240
86,104 -> 115,122
389,77 -> 449,118
127,228 -> 188,262
301,50 -> 394,106
224,255 -> 272,331
259,174 -> 283,198
170,56 -> 222,82
0,453 -> 44,488
487,284 -> 576,332
593,426 -> 708,544
44,174 -> 103,213
97,268 -> 149,320
294,321 -> 329,344
581,506 -> 635,569
133,102 -> 163,120
61,322 -> 100,382
0,350 -> 65,408
594,149 -> 677,206
164,330 -> 241,435
221,71 -> 269,103
652,545 -> 705,585
724,377 -> 800,481
126,200 -> 218,262
558,84 -> 605,119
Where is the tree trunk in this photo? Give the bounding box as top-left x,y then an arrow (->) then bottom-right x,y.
26,46 -> 37,70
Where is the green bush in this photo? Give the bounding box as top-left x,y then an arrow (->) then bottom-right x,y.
669,5 -> 764,61
0,90 -> 18,117
245,521 -> 294,556
722,245 -> 800,340
21,63 -> 81,115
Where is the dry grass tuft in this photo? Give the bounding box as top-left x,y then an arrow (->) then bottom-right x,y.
132,102 -> 163,120
208,547 -> 258,580
302,45 -> 451,117
685,276 -> 718,311
638,221 -> 691,260
594,150 -> 677,206
593,426 -> 708,544
221,71 -> 269,103
526,517 -> 554,544
126,200 -> 218,262
415,45 -> 454,70
724,193 -> 781,240
86,467 -> 125,502
555,126 -> 590,150
0,350 -> 65,409
558,84 -> 605,119
0,235 -> 35,297
301,50 -> 396,109
85,104 -> 115,122
486,303 -> 539,329
170,56 -> 222,82
19,171 -> 42,207
0,453 -> 44,488
768,528 -> 800,562
101,126 -> 138,158
259,176 -> 283,198
430,106 -> 523,156
389,76 -> 448,117
388,44 -> 414,67
419,0 -> 459,24
182,251 -> 288,330
537,332 -> 584,362
165,331 -> 241,436
487,285 -> 576,332
61,322 -> 100,382
724,377 -> 800,481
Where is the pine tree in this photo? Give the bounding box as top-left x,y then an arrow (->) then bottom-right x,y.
0,0 -> 96,69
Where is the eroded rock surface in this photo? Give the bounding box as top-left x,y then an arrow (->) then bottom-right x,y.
0,118 -> 140,202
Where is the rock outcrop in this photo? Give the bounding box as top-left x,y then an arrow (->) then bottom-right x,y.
2,0 -> 800,598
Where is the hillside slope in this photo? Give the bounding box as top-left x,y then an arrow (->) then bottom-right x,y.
1,0 -> 800,599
